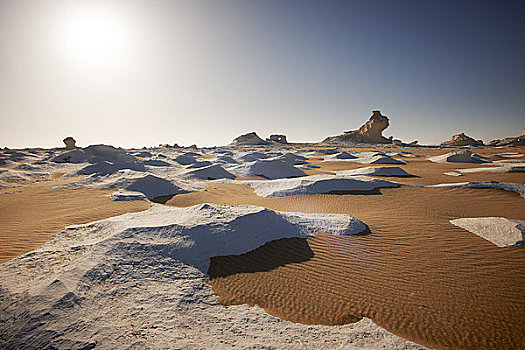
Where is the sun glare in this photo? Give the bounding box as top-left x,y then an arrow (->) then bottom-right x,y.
62,10 -> 126,65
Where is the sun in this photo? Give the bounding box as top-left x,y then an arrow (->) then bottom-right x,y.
62,10 -> 126,65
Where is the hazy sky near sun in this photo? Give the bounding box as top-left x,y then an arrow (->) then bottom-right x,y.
1,0 -> 524,148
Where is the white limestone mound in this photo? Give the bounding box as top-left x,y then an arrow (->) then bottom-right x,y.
0,204 -> 425,350
385,151 -> 423,158
428,150 -> 491,164
186,160 -> 213,168
298,164 -> 321,170
212,149 -> 234,156
173,153 -> 198,165
52,145 -> 146,175
57,169 -> 198,200
228,159 -> 307,180
323,151 -> 358,161
336,166 -> 414,177
274,152 -> 309,165
180,151 -> 202,158
181,164 -> 235,180
496,152 -> 524,158
443,171 -> 464,177
316,148 -> 340,155
216,155 -> 239,164
457,163 -> 525,174
237,151 -> 271,162
217,175 -> 401,198
355,154 -> 405,165
109,190 -> 149,201
3,151 -> 38,162
430,181 -> 525,199
53,145 -> 138,164
143,159 -> 171,167
76,160 -> 146,176
132,150 -> 153,158
0,168 -> 51,188
450,217 -> 525,247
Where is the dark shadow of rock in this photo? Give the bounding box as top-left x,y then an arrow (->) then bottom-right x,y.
208,237 -> 314,278
150,194 -> 176,204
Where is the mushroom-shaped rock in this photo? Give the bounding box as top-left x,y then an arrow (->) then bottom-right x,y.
440,133 -> 483,147
266,134 -> 288,144
322,110 -> 392,144
63,137 -> 77,149
230,132 -> 269,146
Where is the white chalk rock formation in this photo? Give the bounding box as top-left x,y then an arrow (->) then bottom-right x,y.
351,152 -> 406,165
174,153 -> 198,165
428,150 -> 490,164
488,130 -> 525,147
440,133 -> 483,146
266,134 -> 288,144
457,163 -> 525,174
238,151 -> 271,162
52,145 -> 146,175
228,159 -> 307,180
430,181 -> 525,199
56,169 -> 200,200
323,111 -> 392,144
275,152 -> 309,165
181,164 -> 235,180
0,204 -> 425,350
336,166 -> 414,177
230,132 -> 269,146
323,151 -> 358,161
217,174 -> 401,198
450,217 -> 525,247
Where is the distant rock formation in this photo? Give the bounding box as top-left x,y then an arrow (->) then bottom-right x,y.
488,129 -> 525,147
230,132 -> 269,146
323,110 -> 391,144
63,137 -> 77,150
440,133 -> 483,147
266,134 -> 288,144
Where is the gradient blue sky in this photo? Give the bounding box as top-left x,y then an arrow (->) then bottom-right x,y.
1,0 -> 524,148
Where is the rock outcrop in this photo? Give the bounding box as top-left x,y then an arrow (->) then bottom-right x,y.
266,134 -> 288,144
428,150 -> 490,164
63,137 -> 77,149
230,132 -> 269,146
488,130 -> 525,147
440,133 -> 483,147
323,111 -> 391,144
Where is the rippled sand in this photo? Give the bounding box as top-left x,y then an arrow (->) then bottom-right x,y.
0,178 -> 149,263
167,177 -> 525,349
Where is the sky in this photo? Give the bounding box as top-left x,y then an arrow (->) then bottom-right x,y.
1,0 -> 524,148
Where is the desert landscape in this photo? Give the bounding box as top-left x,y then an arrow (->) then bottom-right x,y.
1,111 -> 524,349
2,1 -> 525,348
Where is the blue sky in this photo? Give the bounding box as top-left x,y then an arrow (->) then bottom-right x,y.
1,0 -> 524,148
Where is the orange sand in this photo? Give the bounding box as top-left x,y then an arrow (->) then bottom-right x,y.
164,158 -> 525,349
0,178 -> 149,263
